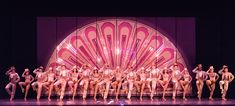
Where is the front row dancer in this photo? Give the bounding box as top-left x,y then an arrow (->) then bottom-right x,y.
193,64 -> 207,100
206,66 -> 219,100
219,65 -> 234,100
4,63 -> 234,101
5,66 -> 20,101
19,68 -> 34,101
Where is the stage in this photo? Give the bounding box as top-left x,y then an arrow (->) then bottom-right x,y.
1,98 -> 235,105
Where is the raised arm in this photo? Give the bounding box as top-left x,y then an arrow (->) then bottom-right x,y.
192,67 -> 198,73
22,70 -> 26,77
206,68 -> 210,74
5,68 -> 12,75
218,69 -> 223,75
33,68 -> 38,74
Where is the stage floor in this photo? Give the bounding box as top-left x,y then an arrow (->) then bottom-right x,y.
1,97 -> 235,105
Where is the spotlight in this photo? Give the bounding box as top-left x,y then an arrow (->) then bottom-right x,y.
97,58 -> 101,62
116,48 -> 121,55
57,58 -> 63,63
149,47 -> 154,51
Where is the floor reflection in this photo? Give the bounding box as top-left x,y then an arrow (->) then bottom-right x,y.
1,97 -> 235,105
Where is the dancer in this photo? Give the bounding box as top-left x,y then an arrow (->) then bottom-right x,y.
79,64 -> 91,100
111,66 -> 125,100
170,63 -> 182,100
179,68 -> 192,100
42,67 -> 55,101
193,64 -> 207,100
31,66 -> 46,101
5,66 -> 20,101
54,65 -> 69,101
68,66 -> 82,100
19,68 -> 34,101
219,66 -> 234,100
206,66 -> 219,100
150,63 -> 161,101
95,64 -> 113,101
158,67 -> 171,101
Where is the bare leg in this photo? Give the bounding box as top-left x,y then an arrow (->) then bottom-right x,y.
209,82 -> 215,100
206,80 -> 212,91
37,82 -> 43,101
134,81 -> 140,93
83,80 -> 89,100
48,83 -> 53,101
31,82 -> 37,92
72,82 -> 78,100
59,80 -> 67,101
111,81 -> 118,92
68,81 -> 74,94
219,81 -> 224,94
182,81 -> 189,100
104,81 -> 111,100
162,82 -> 169,101
198,80 -> 204,100
127,80 -> 134,100
196,80 -> 201,100
172,81 -> 178,100
116,81 -> 122,100
222,81 -> 229,100
24,84 -> 30,101
42,82 -> 49,90
140,82 -> 146,101
5,83 -> 12,96
94,84 -> 99,101
151,80 -> 157,100
89,81 -> 95,94
158,80 -> 166,101
146,80 -> 151,93
10,84 -> 16,101
19,82 -> 25,93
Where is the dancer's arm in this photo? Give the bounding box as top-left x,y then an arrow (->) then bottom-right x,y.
206,68 -> 210,74
192,67 -> 198,73
204,71 -> 208,80
30,75 -> 35,83
22,70 -> 26,77
33,68 -> 38,74
15,73 -> 20,83
218,69 -> 223,75
229,73 -> 234,83
189,75 -> 192,82
5,68 -> 12,75
215,73 -> 219,81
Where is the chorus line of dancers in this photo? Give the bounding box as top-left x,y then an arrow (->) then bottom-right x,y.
5,63 -> 234,101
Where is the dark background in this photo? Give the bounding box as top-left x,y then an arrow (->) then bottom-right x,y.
0,0 -> 234,99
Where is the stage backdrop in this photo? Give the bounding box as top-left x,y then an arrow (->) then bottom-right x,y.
37,17 -> 195,96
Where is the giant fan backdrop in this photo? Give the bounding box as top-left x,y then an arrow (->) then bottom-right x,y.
37,17 -> 195,95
